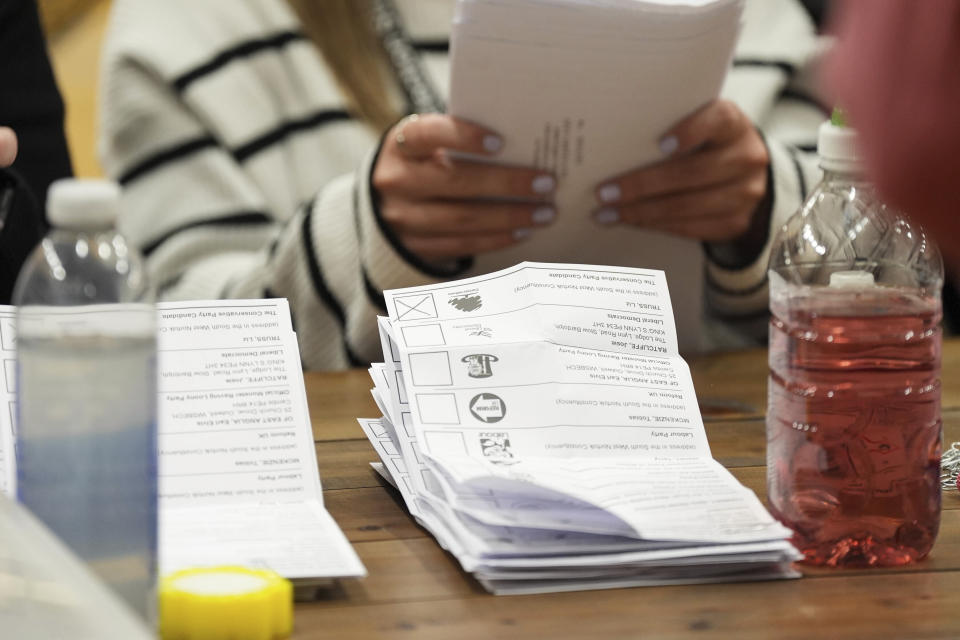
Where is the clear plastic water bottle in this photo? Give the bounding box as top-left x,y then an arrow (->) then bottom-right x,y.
12,179 -> 157,618
766,113 -> 943,567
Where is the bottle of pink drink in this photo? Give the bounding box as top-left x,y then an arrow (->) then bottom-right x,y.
766,114 -> 943,567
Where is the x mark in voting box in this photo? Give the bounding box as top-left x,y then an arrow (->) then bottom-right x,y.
394,294 -> 438,320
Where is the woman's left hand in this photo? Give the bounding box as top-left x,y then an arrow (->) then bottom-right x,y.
591,99 -> 769,244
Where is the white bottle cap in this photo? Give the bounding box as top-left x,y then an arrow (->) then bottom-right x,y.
817,120 -> 861,173
46,178 -> 121,230
829,270 -> 875,288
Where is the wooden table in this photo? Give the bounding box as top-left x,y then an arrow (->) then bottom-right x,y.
293,344 -> 960,639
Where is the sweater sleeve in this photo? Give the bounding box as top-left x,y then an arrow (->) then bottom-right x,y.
236,145 -> 468,369
703,0 -> 827,343
704,139 -> 820,320
98,9 -> 456,371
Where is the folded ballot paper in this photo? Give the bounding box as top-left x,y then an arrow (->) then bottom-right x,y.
0,300 -> 365,586
360,262 -> 799,594
449,0 -> 745,353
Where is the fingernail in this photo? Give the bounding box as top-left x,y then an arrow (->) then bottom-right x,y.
532,206 -> 555,225
594,207 -> 619,225
436,150 -> 455,170
659,135 -> 678,156
483,134 -> 503,153
532,175 -> 556,194
598,183 -> 621,204
514,228 -> 533,241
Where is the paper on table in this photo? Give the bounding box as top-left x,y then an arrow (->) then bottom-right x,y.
360,414 -> 798,585
478,565 -> 795,596
369,336 -> 612,534
448,0 -> 744,353
155,301 -> 320,507
369,461 -> 398,489
161,502 -> 363,581
155,300 -> 365,579
382,262 -> 789,543
362,261 -> 799,593
0,299 -> 365,582
0,307 -> 13,497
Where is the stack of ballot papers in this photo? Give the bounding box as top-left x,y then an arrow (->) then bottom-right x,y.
0,300 -> 365,585
360,263 -> 799,595
448,0 -> 746,353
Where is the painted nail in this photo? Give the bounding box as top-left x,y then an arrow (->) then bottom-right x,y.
598,183 -> 621,203
594,207 -> 619,225
483,134 -> 503,153
659,135 -> 678,156
514,228 -> 533,241
532,206 -> 555,224
532,175 -> 556,194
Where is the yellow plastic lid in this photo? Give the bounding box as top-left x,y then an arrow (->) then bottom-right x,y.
159,567 -> 293,640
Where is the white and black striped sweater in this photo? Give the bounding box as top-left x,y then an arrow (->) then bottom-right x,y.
100,0 -> 826,370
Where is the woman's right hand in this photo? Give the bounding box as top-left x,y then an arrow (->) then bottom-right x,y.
372,113 -> 557,261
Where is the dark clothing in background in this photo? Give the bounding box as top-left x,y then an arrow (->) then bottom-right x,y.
0,0 -> 73,303
799,0 -> 831,30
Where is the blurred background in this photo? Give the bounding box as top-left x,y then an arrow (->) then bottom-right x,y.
36,0 -> 832,182
38,0 -> 110,178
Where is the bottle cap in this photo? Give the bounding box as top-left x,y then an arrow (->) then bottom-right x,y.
817,116 -> 860,173
159,567 -> 293,640
46,178 -> 121,230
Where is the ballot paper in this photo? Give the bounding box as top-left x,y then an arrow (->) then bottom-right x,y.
361,262 -> 799,594
0,307 -> 13,497
0,300 -> 365,584
448,0 -> 745,353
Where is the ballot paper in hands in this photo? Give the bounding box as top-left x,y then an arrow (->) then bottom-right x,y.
448,0 -> 745,353
360,262 -> 799,594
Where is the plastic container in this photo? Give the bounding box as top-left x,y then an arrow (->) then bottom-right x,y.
0,493 -> 153,638
160,566 -> 293,640
12,178 -> 158,618
765,116 -> 943,567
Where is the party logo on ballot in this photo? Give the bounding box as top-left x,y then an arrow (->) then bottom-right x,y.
462,353 -> 498,378
470,393 -> 506,423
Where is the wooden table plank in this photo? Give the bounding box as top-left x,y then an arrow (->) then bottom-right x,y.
324,487 -> 426,543
690,347 -> 767,420
316,439 -> 385,490
293,568 -> 960,640
943,343 -> 960,409
307,370 -> 380,442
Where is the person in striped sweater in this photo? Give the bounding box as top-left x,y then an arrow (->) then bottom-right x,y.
99,0 -> 826,370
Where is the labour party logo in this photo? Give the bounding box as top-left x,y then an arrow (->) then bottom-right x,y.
462,354 -> 498,378
469,393 -> 506,423
480,432 -> 515,462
